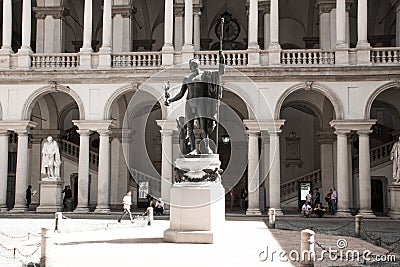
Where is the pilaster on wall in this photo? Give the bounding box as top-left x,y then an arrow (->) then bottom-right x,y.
112,3 -> 136,53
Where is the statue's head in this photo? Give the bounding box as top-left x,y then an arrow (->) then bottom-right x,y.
189,59 -> 200,72
47,136 -> 53,143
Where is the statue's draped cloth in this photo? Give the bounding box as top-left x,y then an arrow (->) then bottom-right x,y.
41,141 -> 61,175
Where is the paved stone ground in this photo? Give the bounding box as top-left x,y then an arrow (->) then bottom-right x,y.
0,214 -> 398,267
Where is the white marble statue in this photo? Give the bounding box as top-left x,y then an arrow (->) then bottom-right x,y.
391,137 -> 400,184
41,136 -> 61,178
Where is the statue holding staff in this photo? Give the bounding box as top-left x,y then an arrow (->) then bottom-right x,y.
166,19 -> 226,155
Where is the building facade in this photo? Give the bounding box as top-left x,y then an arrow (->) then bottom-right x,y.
0,0 -> 399,216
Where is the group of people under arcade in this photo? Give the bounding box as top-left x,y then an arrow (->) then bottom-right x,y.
301,187 -> 337,218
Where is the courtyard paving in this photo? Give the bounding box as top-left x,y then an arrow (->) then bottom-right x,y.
0,214 -> 399,267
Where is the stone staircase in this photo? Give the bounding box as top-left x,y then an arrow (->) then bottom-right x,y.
281,169 -> 322,203
352,140 -> 395,174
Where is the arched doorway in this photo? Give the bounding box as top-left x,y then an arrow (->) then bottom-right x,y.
367,87 -> 400,214
278,88 -> 337,212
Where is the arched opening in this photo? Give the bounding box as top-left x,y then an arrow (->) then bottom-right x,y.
367,87 -> 400,214
107,89 -> 162,210
278,89 -> 336,212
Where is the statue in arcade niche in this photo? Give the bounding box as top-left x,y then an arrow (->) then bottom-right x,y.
41,136 -> 61,179
391,136 -> 400,184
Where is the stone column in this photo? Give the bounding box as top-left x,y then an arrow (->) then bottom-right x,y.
268,0 -> 281,65
160,129 -> 173,212
335,0 -> 349,65
95,130 -> 111,212
246,130 -> 261,215
317,2 -> 334,49
99,0 -> 112,68
260,2 -> 270,50
79,0 -> 93,69
395,0 -> 400,47
112,3 -> 135,53
269,130 -> 282,215
21,0 -> 32,51
12,131 -> 30,212
335,130 -> 351,216
17,0 -> 33,69
358,130 -> 375,217
182,0 -> 194,62
183,0 -> 193,49
0,131 -> 9,211
318,130 -> 335,200
1,0 -> 12,52
261,132 -> 270,209
248,0 -> 259,49
174,4 -> 184,51
0,0 -> 12,69
75,130 -> 91,212
162,0 -> 174,65
356,0 -> 371,65
193,8 -> 201,51
247,0 -> 260,66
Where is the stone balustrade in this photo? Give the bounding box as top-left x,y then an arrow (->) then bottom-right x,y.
281,49 -> 335,65
111,52 -> 162,67
280,169 -> 322,202
194,50 -> 248,66
353,140 -> 395,172
60,139 -> 99,170
32,53 -> 79,69
0,47 -> 399,70
371,48 -> 400,65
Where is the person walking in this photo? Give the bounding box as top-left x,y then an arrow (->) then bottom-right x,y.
118,191 -> 134,223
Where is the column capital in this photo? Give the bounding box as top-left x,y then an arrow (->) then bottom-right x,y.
346,0 -> 354,12
247,130 -> 260,136
98,129 -> 111,136
0,130 -> 9,136
316,0 -> 336,14
0,121 -> 37,132
77,129 -> 91,136
73,120 -> 115,132
156,120 -> 177,132
174,3 -> 185,17
330,120 -> 377,132
32,6 -> 64,19
255,120 -> 286,134
193,4 -> 202,14
334,130 -> 350,136
259,0 -> 271,14
112,3 -> 136,18
317,129 -> 336,143
357,130 -> 372,136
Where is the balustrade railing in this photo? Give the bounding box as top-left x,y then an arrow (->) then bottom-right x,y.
371,48 -> 400,64
281,50 -> 335,65
353,141 -> 395,172
112,52 -> 162,67
194,50 -> 248,66
31,53 -> 79,69
281,169 -> 322,202
60,139 -> 99,170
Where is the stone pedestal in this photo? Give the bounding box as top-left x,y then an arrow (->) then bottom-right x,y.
36,179 -> 63,212
164,181 -> 225,244
389,184 -> 400,219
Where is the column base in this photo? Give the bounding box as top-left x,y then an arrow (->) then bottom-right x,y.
98,47 -> 112,69
247,47 -> 260,66
356,44 -> 371,66
182,45 -> 194,64
94,206 -> 111,213
336,209 -> 352,217
11,206 -> 27,212
0,48 -> 12,69
0,205 -> 7,212
162,44 -> 174,66
246,208 -> 262,215
267,45 -> 282,66
334,46 -> 349,65
78,50 -> 92,69
74,207 -> 90,213
389,184 -> 400,219
358,209 -> 376,218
